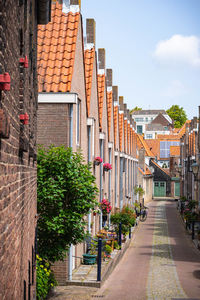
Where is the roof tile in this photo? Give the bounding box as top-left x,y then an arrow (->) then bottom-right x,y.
38,1 -> 80,93
84,48 -> 95,116
97,74 -> 105,129
107,91 -> 113,140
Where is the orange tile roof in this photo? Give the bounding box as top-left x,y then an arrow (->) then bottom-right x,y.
151,160 -> 170,176
119,113 -> 124,152
38,2 -> 80,93
107,91 -> 112,141
145,139 -> 160,159
127,123 -> 130,154
97,74 -> 105,129
124,119 -> 127,153
114,106 -> 118,148
170,146 -> 180,156
138,165 -> 152,176
156,134 -> 180,140
137,134 -> 154,157
84,47 -> 95,116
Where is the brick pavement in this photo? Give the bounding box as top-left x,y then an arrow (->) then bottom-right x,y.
48,199 -> 200,300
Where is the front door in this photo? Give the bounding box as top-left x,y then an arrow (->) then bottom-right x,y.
175,182 -> 180,197
154,181 -> 166,197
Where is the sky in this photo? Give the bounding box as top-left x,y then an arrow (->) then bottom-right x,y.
81,0 -> 200,119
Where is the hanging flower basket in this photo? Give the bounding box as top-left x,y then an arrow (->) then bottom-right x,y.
94,156 -> 103,166
103,163 -> 112,171
100,199 -> 112,215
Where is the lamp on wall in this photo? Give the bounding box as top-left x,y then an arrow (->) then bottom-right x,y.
191,161 -> 199,176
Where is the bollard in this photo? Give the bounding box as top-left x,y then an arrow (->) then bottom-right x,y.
97,238 -> 102,282
119,222 -> 122,249
129,227 -> 131,239
192,221 -> 195,240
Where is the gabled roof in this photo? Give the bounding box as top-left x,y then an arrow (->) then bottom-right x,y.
97,74 -> 105,129
38,1 -> 80,92
138,165 -> 152,176
170,146 -> 180,156
132,109 -> 166,115
84,47 -> 95,116
145,139 -> 160,159
156,134 -> 180,140
107,91 -> 112,140
151,160 -> 170,176
119,113 -> 124,152
136,134 -> 154,157
151,112 -> 172,126
114,106 -> 118,149
124,119 -> 127,152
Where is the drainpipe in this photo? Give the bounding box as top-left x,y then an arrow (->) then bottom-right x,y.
68,245 -> 73,281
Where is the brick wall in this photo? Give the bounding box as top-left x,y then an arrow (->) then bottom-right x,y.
0,1 -> 38,299
37,104 -> 70,147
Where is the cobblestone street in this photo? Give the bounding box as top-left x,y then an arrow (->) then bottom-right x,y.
50,199 -> 200,300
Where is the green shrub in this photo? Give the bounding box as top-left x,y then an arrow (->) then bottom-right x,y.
37,145 -> 98,262
105,245 -> 112,254
110,206 -> 136,236
36,255 -> 57,300
113,241 -> 119,249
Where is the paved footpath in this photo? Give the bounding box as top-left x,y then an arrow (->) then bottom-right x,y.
49,199 -> 200,299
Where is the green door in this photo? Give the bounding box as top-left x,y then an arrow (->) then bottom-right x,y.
175,182 -> 180,197
154,181 -> 166,197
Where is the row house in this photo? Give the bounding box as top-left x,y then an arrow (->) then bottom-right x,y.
179,107 -> 200,207
0,0 -> 51,299
37,0 -> 138,284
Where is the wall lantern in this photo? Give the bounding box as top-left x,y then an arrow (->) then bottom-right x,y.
191,161 -> 199,176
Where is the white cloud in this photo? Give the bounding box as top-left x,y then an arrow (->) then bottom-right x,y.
154,35 -> 200,67
164,80 -> 188,98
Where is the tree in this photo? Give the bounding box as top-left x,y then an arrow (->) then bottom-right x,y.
130,106 -> 142,114
37,145 -> 98,262
166,105 -> 187,128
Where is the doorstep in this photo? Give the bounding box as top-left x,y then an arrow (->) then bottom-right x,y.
65,223 -> 139,288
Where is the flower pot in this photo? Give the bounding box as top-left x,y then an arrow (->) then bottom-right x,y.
94,161 -> 101,166
103,167 -> 110,172
82,253 -> 97,265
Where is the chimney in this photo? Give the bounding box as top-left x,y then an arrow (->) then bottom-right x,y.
106,69 -> 112,88
98,48 -> 105,70
138,148 -> 145,170
70,0 -> 81,7
193,117 -> 197,129
86,19 -> 96,45
119,96 -> 123,106
113,86 -> 118,103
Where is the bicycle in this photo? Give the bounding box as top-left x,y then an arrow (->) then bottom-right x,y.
139,206 -> 148,222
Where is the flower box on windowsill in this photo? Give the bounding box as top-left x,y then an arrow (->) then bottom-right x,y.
94,157 -> 103,166
103,163 -> 112,172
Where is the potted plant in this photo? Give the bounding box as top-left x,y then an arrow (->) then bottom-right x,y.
100,199 -> 112,226
93,207 -> 101,216
94,156 -> 103,166
103,163 -> 112,172
82,240 -> 97,265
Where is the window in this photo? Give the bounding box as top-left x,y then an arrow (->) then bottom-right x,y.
160,182 -> 165,187
146,134 -> 153,139
69,104 -> 73,147
135,118 -> 144,122
76,100 -> 80,145
145,117 -> 148,122
87,126 -> 91,162
155,182 -> 159,187
137,125 -> 143,134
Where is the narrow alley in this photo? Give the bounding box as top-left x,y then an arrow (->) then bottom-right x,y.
50,199 -> 200,300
